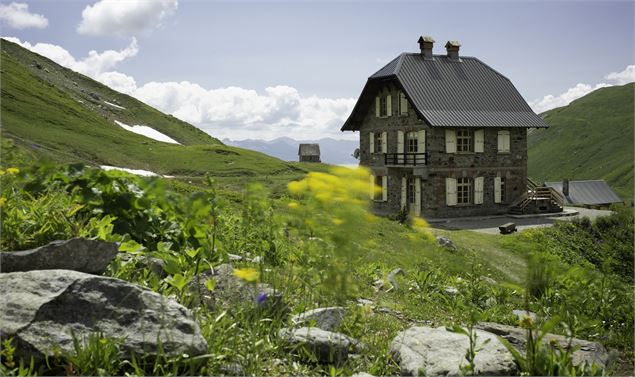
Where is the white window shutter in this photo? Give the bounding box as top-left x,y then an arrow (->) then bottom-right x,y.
505,131 -> 511,152
498,130 -> 510,153
494,176 -> 502,203
474,176 -> 484,204
415,177 -> 421,216
369,174 -> 375,199
382,176 -> 388,201
382,131 -> 387,153
417,130 -> 426,153
386,95 -> 392,116
397,130 -> 404,164
401,177 -> 407,209
445,129 -> 456,154
446,178 -> 457,206
475,129 -> 484,153
369,132 -> 374,154
375,96 -> 380,118
400,93 -> 408,115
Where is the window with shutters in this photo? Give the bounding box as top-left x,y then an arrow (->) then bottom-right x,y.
497,130 -> 510,153
375,132 -> 383,153
457,177 -> 473,204
379,96 -> 388,117
456,129 -> 473,153
399,92 -> 408,115
500,177 -> 507,202
374,175 -> 383,201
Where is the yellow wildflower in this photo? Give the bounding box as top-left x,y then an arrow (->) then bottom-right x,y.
332,218 -> 344,225
0,197 -> 6,207
233,268 -> 259,282
0,170 -> 4,176
6,167 -> 19,175
287,202 -> 299,209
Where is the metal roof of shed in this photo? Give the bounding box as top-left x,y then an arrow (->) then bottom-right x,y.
342,53 -> 549,131
544,180 -> 623,206
298,143 -> 320,156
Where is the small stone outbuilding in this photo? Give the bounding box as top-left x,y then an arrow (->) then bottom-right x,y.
299,143 -> 321,163
544,180 -> 623,209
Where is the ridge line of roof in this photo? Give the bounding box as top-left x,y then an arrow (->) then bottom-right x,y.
393,53 -> 407,74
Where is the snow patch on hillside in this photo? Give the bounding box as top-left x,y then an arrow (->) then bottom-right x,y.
100,165 -> 159,176
114,120 -> 180,144
104,101 -> 126,109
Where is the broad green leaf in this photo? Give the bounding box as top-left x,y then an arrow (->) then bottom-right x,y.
205,279 -> 216,292
118,239 -> 145,254
185,248 -> 200,258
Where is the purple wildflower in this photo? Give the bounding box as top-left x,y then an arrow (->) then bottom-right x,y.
256,292 -> 268,305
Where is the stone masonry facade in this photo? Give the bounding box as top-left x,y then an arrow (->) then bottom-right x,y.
359,82 -> 528,218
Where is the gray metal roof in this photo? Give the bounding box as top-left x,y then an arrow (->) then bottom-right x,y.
342,53 -> 549,130
298,143 -> 320,156
544,180 -> 623,206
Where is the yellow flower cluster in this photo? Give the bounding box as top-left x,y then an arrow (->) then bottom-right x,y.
411,217 -> 436,242
288,166 -> 372,205
0,167 -> 20,176
0,197 -> 6,207
233,267 -> 259,282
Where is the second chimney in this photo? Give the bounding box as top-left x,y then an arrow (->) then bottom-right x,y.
563,179 -> 570,197
445,40 -> 461,61
418,35 -> 435,60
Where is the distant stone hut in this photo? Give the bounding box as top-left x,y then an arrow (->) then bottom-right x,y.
298,143 -> 321,163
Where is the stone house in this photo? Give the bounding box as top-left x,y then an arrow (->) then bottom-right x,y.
341,36 -> 551,218
298,143 -> 321,163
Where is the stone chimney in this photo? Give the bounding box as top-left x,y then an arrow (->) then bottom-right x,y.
563,179 -> 570,196
418,35 -> 435,60
445,40 -> 461,61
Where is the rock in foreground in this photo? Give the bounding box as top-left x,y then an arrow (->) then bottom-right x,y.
0,238 -> 117,274
279,327 -> 365,364
291,307 -> 345,331
0,270 -> 208,363
476,322 -> 609,368
390,326 -> 516,376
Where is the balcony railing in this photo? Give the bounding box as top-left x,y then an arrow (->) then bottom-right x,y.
384,152 -> 428,166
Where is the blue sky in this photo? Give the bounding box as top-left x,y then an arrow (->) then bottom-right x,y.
2,0 -> 633,140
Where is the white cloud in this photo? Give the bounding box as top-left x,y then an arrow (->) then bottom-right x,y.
605,65 -> 635,85
78,0 -> 178,37
133,82 -> 357,140
0,2 -> 48,29
529,65 -> 635,114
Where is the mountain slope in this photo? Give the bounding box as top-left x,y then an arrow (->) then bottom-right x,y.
0,39 -> 295,177
528,83 -> 634,201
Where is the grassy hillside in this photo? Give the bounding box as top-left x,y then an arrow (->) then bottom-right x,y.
0,39 -> 298,178
528,83 -> 634,201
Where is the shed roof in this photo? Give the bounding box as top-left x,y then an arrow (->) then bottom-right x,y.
342,53 -> 549,131
544,180 -> 623,206
298,143 -> 320,156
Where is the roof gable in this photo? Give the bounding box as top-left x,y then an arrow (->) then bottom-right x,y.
342,53 -> 549,131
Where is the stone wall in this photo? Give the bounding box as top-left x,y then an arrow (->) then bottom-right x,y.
357,80 -> 529,218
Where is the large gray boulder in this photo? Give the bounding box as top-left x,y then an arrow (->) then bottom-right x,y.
0,238 -> 117,274
476,322 -> 609,369
390,326 -> 516,376
187,264 -> 286,316
279,327 -> 366,364
291,307 -> 345,331
0,270 -> 208,363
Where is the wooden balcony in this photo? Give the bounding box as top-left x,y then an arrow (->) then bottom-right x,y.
384,152 -> 428,166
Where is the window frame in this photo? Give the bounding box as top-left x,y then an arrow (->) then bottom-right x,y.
500,177 -> 507,203
457,177 -> 473,205
374,132 -> 383,153
407,176 -> 416,206
456,129 -> 474,153
379,96 -> 388,118
406,131 -> 418,153
374,175 -> 383,201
